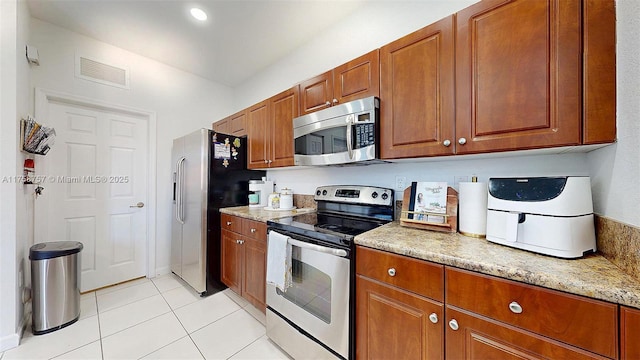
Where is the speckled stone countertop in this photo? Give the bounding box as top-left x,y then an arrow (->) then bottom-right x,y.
220,206 -> 315,222
355,222 -> 640,309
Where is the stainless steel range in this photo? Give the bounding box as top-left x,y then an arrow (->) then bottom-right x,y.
266,185 -> 394,360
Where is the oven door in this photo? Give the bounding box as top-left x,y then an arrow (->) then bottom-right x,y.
266,230 -> 350,359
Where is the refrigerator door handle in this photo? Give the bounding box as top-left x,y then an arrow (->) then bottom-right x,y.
175,157 -> 186,224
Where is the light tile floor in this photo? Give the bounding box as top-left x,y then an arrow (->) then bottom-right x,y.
2,274 -> 291,360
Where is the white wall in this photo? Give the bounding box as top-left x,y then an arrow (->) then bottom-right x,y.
233,0 -> 479,110
28,18 -> 235,276
587,0 -> 640,227
0,0 -> 30,351
237,0 -> 638,228
15,0 -> 32,341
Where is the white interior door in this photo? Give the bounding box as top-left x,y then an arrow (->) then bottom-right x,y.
36,101 -> 149,292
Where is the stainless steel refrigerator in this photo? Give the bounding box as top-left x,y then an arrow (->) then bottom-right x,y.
171,129 -> 264,296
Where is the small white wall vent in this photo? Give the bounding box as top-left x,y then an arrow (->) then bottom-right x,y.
75,54 -> 130,89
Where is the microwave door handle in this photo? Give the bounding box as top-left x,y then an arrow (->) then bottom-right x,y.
287,238 -> 348,258
346,114 -> 354,159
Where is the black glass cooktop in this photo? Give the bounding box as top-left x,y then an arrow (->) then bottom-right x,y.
267,212 -> 389,248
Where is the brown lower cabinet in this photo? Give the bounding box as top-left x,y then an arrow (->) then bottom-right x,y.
446,306 -> 609,360
220,214 -> 267,312
356,276 -> 444,360
621,306 -> 640,359
355,245 -> 623,360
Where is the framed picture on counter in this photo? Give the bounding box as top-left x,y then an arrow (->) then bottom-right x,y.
408,181 -> 448,223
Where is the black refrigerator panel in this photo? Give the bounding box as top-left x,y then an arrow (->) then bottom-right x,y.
205,131 -> 265,295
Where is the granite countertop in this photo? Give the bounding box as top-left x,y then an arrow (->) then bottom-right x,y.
220,206 -> 315,222
355,221 -> 640,309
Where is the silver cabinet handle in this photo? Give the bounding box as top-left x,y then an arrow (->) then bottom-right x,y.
429,313 -> 438,324
325,101 -> 331,107
226,221 -> 232,226
268,160 -> 273,164
443,139 -> 451,147
509,301 -> 523,314
332,98 -> 338,104
236,239 -> 244,244
458,137 -> 467,145
130,202 -> 144,208
449,319 -> 459,331
264,160 -> 268,164
388,268 -> 396,277
250,228 -> 256,233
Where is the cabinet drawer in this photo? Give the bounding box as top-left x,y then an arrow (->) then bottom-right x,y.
445,267 -> 618,359
243,219 -> 266,242
356,246 -> 444,302
221,214 -> 243,233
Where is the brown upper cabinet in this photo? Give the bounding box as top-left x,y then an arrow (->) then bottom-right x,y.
247,86 -> 299,169
380,0 -> 616,159
213,109 -> 247,137
299,50 -> 380,115
380,16 -> 455,159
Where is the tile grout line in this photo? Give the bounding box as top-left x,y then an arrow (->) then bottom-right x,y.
96,292 -> 105,360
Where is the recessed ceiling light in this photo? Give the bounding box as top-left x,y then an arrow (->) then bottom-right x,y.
190,7 -> 208,21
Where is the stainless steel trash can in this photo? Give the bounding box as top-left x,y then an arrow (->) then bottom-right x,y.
30,241 -> 83,335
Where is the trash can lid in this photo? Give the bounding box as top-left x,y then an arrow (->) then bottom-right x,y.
29,241 -> 83,260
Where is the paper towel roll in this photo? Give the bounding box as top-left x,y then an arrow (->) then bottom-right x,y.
458,182 -> 488,237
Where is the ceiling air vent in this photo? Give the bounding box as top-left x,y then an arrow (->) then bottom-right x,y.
75,55 -> 130,89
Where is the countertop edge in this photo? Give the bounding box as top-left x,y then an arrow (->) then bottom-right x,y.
355,222 -> 640,309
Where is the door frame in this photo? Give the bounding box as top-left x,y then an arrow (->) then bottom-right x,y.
34,87 -> 158,280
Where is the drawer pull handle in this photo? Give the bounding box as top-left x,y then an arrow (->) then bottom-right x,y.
448,319 -> 459,331
429,313 -> 438,324
509,301 -> 523,314
251,228 -> 256,233
387,268 -> 396,277
226,221 -> 232,226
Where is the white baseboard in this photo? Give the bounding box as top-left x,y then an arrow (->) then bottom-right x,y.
0,332 -> 20,352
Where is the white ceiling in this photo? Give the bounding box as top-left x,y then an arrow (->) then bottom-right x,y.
26,0 -> 366,87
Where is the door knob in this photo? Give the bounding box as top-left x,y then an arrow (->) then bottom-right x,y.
130,202 -> 145,208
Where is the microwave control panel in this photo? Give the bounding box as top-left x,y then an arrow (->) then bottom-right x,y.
355,123 -> 375,149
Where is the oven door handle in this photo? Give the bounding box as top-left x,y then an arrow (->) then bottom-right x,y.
287,237 -> 348,258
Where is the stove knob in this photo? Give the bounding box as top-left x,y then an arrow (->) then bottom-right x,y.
381,193 -> 389,200
316,190 -> 321,196
371,191 -> 378,199
322,190 -> 328,196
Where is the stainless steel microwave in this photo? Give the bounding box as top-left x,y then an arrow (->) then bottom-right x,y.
293,96 -> 380,166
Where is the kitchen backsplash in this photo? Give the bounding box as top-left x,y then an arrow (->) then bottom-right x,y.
294,194 -> 316,209
596,215 -> 640,282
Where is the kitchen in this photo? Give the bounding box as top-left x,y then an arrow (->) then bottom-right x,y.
1,0 -> 639,358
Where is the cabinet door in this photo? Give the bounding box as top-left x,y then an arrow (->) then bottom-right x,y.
455,0 -> 581,154
269,87 -> 298,168
247,100 -> 270,169
621,306 -> 640,359
333,49 -> 380,105
356,275 -> 444,360
220,229 -> 242,294
380,15 -> 455,159
583,0 -> 616,144
242,237 -> 267,313
229,110 -> 247,136
212,118 -> 230,134
446,307 -> 606,360
299,71 -> 333,115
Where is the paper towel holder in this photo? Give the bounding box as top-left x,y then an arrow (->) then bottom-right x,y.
399,186 -> 458,233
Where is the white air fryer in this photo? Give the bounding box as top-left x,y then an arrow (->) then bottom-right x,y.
486,176 -> 596,258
